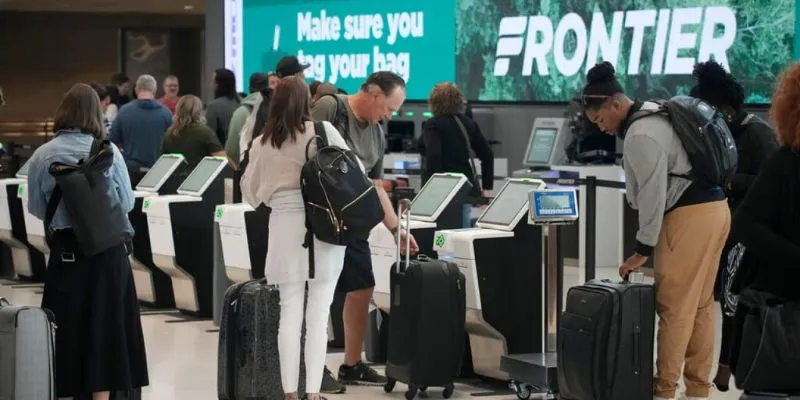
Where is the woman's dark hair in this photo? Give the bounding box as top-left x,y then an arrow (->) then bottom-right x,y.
214,68 -> 239,100
106,84 -> 120,105
252,87 -> 273,141
260,76 -> 311,148
690,60 -> 745,112
111,73 -> 129,86
89,82 -> 109,102
428,82 -> 465,116
54,83 -> 106,139
582,62 -> 624,111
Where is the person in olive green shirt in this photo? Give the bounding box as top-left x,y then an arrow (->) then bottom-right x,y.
161,95 -> 226,170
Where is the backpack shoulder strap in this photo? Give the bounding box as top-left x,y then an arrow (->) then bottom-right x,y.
44,184 -> 62,241
314,121 -> 329,148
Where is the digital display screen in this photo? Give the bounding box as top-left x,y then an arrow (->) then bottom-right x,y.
230,1 -> 793,103
16,160 -> 30,177
178,158 -> 226,194
137,156 -> 183,190
540,195 -> 571,209
526,128 -> 557,164
410,175 -> 462,218
533,190 -> 578,218
478,181 -> 542,226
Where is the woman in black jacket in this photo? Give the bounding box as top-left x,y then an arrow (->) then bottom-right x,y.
690,60 -> 780,391
419,83 -> 493,227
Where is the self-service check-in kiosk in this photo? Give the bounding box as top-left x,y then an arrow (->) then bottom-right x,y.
129,154 -> 188,308
215,203 -> 268,283
501,188 -> 579,399
144,156 -> 232,317
17,161 -> 49,268
370,172 -> 472,312
0,160 -> 46,280
433,178 -> 546,380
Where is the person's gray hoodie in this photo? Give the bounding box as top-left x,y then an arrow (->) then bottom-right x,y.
206,96 -> 240,146
225,92 -> 261,164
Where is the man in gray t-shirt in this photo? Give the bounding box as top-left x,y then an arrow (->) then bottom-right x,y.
312,71 -> 418,388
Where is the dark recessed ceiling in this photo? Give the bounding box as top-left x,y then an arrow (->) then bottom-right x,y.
0,0 -> 205,14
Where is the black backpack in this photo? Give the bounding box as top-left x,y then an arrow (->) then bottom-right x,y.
627,96 -> 738,189
45,139 -> 132,256
301,122 -> 384,277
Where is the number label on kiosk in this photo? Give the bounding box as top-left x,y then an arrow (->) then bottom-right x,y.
528,188 -> 579,224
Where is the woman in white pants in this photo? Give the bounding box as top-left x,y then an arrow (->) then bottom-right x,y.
241,76 -> 364,400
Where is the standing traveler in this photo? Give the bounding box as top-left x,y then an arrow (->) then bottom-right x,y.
728,61 -> 800,389
161,95 -> 226,170
312,71 -> 419,388
89,82 -> 112,134
159,75 -> 181,114
206,68 -> 241,146
582,62 -> 730,400
689,60 -> 779,391
109,74 -> 173,169
240,76 -> 361,400
226,72 -> 269,166
420,82 -> 494,226
110,73 -> 132,107
26,83 -> 148,399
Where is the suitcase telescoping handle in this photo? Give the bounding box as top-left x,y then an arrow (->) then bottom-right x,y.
395,198 -> 412,273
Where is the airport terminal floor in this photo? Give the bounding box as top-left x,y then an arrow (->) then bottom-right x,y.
1,265 -> 745,400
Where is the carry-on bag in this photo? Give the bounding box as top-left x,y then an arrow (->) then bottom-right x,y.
734,290 -> 800,393
384,199 -> 466,399
0,297 -> 57,400
557,277 -> 656,400
217,279 -> 306,400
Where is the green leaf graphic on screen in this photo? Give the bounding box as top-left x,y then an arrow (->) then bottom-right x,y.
435,234 -> 445,247
143,199 -> 150,209
216,208 -> 224,219
17,186 -> 23,196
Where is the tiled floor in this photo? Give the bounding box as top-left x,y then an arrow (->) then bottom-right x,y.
1,266 -> 745,399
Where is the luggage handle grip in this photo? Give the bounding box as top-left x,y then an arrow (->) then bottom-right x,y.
395,198 -> 412,273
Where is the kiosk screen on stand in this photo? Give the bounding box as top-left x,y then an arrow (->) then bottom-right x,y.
526,128 -> 557,164
137,156 -> 181,190
17,160 -> 30,177
410,175 -> 462,218
478,181 -> 541,227
178,158 -> 225,194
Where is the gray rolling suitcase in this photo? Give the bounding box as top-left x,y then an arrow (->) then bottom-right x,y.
218,279 -> 305,400
0,297 -> 57,400
742,393 -> 800,399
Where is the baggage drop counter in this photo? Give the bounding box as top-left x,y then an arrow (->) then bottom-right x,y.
0,160 -> 45,280
216,203 -> 268,283
129,154 -> 188,308
371,172 -> 472,312
144,156 -> 232,317
433,178 -> 546,380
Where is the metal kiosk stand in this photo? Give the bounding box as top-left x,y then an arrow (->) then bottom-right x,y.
501,187 -> 579,399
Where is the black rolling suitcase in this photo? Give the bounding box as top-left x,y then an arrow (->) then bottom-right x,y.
384,200 -> 466,399
557,277 -> 655,400
742,393 -> 800,399
217,279 -> 305,400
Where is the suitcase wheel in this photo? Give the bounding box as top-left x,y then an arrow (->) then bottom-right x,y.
384,378 -> 396,393
443,383 -> 455,399
513,382 -> 531,400
405,385 -> 418,400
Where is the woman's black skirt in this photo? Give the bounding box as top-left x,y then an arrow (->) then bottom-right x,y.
41,232 -> 149,397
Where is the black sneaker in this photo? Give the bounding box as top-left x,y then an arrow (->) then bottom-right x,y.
320,367 -> 346,394
338,361 -> 388,386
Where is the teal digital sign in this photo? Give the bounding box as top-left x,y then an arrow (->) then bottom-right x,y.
240,0 -> 455,100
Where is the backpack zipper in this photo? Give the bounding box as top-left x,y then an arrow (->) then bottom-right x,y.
339,185 -> 376,230
307,202 -> 337,228
318,171 -> 340,235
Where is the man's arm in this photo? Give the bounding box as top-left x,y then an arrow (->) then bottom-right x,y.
625,135 -> 669,257
374,179 -> 399,231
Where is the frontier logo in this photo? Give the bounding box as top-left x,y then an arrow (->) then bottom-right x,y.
493,7 -> 736,77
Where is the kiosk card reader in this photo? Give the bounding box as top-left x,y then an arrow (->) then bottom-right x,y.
0,159 -> 45,280
129,154 -> 188,308
433,178 -> 546,380
370,173 -> 472,312
215,203 -> 268,283
17,161 -> 49,269
501,188 -> 579,399
144,156 -> 232,317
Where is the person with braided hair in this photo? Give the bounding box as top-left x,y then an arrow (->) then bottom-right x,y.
689,60 -> 779,391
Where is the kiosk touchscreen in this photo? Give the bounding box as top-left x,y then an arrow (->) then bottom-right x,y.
216,203 -> 268,284
370,173 -> 472,312
17,161 -> 50,269
144,156 -> 232,317
502,188 -> 579,397
511,118 -> 569,179
432,178 -> 546,380
128,154 -> 188,308
0,159 -> 45,280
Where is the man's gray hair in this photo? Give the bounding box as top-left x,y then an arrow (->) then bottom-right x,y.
136,74 -> 157,93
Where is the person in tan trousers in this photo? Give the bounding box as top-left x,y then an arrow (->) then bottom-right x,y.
582,62 -> 731,400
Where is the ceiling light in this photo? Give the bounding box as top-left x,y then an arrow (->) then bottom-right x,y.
184,5 -> 194,10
